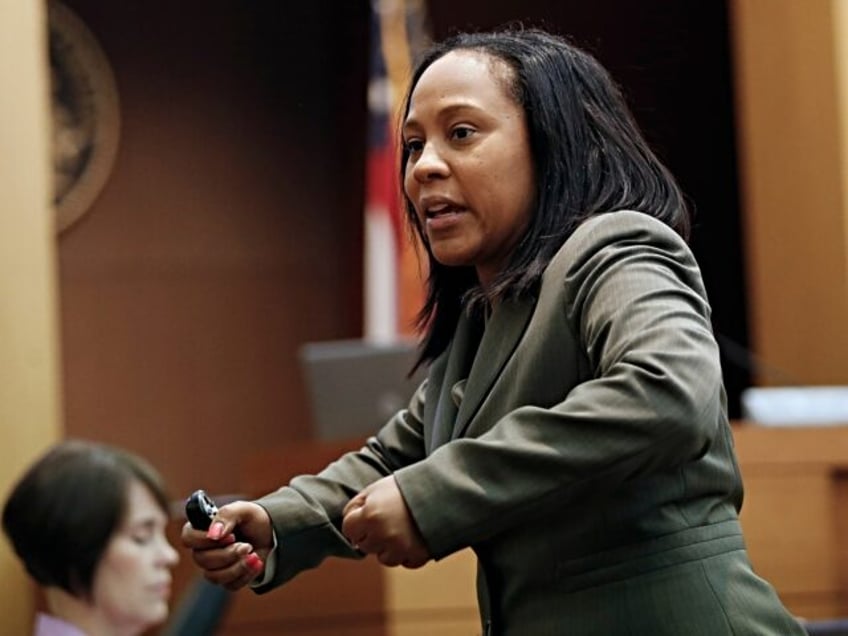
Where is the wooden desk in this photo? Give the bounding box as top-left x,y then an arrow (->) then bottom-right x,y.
174,425 -> 848,634
731,424 -> 848,619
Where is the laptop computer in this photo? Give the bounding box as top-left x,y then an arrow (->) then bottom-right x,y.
299,338 -> 426,440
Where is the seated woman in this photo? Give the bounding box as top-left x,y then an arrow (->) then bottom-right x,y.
3,439 -> 180,636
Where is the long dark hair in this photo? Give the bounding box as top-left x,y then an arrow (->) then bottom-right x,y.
400,28 -> 691,369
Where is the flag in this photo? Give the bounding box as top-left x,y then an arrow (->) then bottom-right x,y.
364,0 -> 430,342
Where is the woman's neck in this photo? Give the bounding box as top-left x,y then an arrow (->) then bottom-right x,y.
45,587 -> 138,636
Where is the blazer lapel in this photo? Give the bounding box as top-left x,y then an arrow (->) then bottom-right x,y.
427,311 -> 483,451
451,297 -> 535,440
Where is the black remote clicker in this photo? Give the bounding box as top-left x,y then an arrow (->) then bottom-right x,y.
185,489 -> 219,531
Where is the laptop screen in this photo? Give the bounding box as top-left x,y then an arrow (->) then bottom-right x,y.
299,339 -> 426,440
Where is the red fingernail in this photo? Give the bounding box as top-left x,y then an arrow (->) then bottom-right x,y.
245,553 -> 264,572
207,522 -> 224,540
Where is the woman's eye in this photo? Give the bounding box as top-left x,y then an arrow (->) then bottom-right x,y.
404,139 -> 424,154
131,531 -> 154,545
451,126 -> 475,141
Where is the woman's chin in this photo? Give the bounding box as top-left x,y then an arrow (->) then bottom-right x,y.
431,249 -> 473,269
144,603 -> 170,628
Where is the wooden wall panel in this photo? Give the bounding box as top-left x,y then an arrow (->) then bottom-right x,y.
55,0 -> 369,499
0,0 -> 60,632
730,0 -> 848,385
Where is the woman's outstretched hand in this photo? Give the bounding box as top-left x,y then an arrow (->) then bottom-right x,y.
342,475 -> 430,568
181,500 -> 274,590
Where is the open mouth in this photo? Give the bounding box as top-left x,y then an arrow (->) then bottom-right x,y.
425,203 -> 464,218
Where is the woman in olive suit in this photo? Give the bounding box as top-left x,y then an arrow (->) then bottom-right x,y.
183,28 -> 804,635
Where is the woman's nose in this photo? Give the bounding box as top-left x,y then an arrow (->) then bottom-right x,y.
411,142 -> 450,182
160,538 -> 180,567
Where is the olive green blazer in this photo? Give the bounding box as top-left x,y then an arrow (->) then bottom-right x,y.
256,211 -> 804,635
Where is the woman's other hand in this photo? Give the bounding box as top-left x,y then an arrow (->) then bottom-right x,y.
342,476 -> 430,568
180,500 -> 273,590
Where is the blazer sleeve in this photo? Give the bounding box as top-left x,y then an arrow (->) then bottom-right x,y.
393,211 -> 725,559
252,378 -> 429,592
